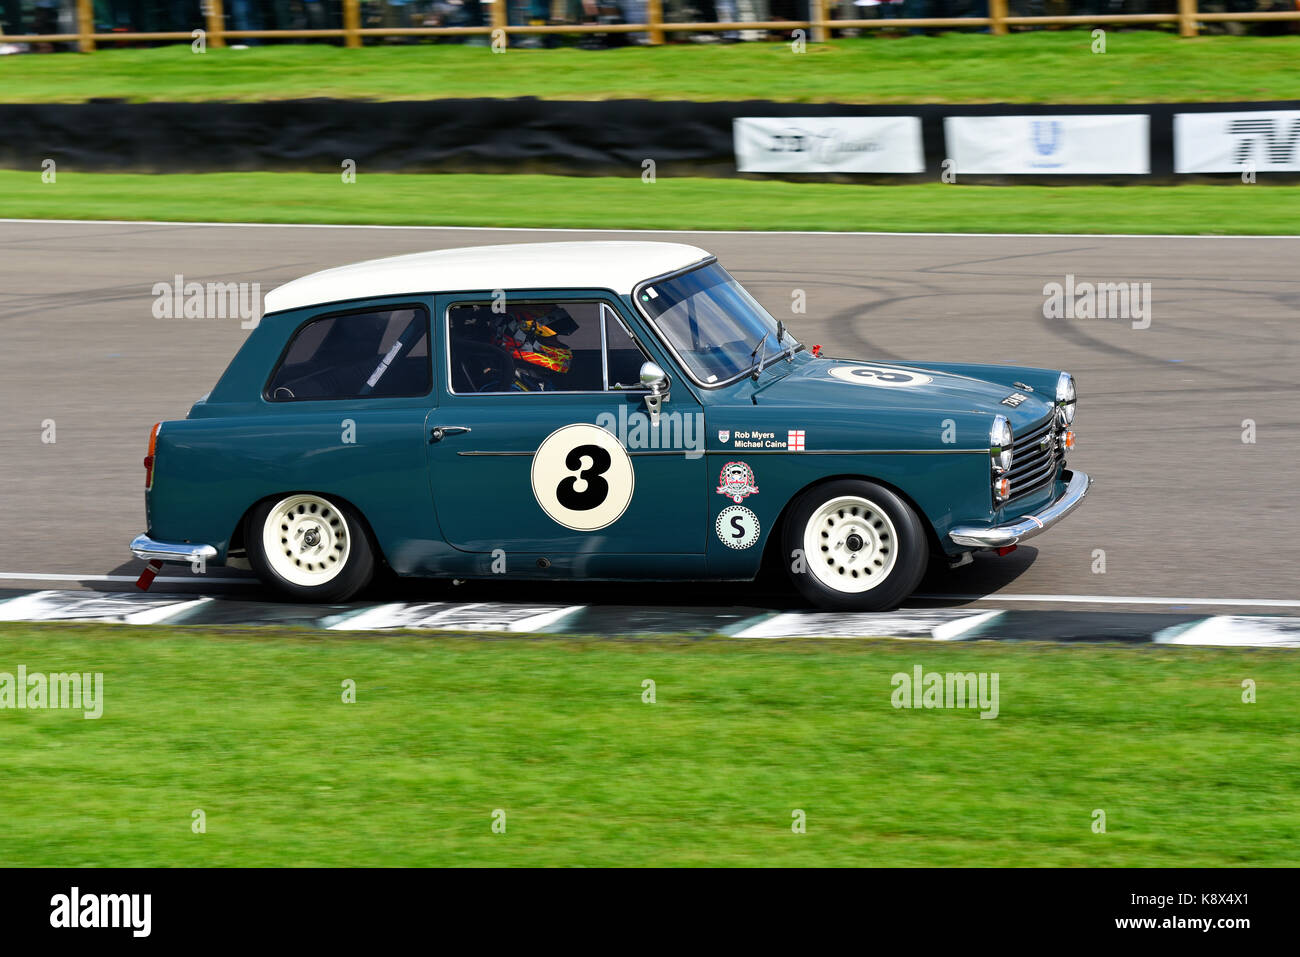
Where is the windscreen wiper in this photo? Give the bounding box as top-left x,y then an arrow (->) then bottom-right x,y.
773,320 -> 798,363
749,331 -> 771,381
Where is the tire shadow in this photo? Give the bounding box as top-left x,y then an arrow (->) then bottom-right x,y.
92,546 -> 1039,612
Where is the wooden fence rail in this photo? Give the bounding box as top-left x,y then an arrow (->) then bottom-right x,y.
3,2 -> 1299,53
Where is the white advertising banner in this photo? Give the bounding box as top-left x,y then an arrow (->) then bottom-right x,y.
733,116 -> 925,174
944,115 -> 1150,175
1174,111 -> 1300,173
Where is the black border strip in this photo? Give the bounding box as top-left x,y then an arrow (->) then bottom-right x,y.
0,97 -> 1297,181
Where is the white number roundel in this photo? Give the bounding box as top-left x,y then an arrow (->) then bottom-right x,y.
828,365 -> 933,387
531,424 -> 635,531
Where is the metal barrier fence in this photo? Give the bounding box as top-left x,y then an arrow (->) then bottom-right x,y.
3,0 -> 1299,51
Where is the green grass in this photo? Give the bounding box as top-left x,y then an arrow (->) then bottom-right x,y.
1,33 -> 1298,104
2,169 -> 1296,234
1,622 -> 1298,866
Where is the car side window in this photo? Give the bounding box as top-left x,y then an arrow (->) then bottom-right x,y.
266,307 -> 431,401
447,300 -> 649,394
603,305 -> 651,391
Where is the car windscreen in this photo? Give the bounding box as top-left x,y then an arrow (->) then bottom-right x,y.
636,262 -> 798,385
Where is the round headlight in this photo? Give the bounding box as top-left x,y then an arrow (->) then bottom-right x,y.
1056,372 -> 1076,425
990,415 -> 1013,474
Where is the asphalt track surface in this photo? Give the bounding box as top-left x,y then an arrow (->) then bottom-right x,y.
0,221 -> 1296,618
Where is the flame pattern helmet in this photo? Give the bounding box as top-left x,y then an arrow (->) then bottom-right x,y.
491,305 -> 577,379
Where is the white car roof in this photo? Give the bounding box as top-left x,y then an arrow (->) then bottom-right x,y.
263,241 -> 712,314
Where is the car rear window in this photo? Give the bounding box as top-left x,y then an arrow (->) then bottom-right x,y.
266,307 -> 431,401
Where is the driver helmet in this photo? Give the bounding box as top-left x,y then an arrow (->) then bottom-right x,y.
491,305 -> 576,390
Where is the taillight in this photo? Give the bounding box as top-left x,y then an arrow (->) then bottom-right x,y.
144,422 -> 161,490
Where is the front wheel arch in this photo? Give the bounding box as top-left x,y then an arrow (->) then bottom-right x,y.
757,473 -> 941,582
775,476 -> 934,612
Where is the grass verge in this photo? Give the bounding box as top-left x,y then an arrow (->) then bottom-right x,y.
1,622 -> 1297,866
1,33 -> 1298,105
2,170 -> 1297,234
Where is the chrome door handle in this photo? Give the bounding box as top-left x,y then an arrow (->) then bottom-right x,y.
430,426 -> 472,443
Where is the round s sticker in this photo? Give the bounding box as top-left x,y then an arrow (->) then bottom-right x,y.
715,505 -> 760,550
531,424 -> 634,531
828,365 -> 933,387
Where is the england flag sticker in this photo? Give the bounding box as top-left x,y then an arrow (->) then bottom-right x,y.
787,429 -> 806,451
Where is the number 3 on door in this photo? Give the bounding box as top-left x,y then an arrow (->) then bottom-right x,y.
531,424 -> 635,531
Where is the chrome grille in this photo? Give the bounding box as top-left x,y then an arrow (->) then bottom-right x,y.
1006,415 -> 1060,501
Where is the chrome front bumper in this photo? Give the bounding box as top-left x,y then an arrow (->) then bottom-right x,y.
130,534 -> 218,565
948,469 -> 1093,549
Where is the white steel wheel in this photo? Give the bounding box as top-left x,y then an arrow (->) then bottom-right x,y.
802,495 -> 899,594
261,494 -> 351,588
783,479 -> 929,612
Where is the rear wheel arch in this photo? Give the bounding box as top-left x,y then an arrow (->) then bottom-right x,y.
245,491 -> 385,601
233,490 -> 391,588
233,491 -> 385,561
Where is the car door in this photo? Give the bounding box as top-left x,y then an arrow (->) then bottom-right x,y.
426,292 -> 706,559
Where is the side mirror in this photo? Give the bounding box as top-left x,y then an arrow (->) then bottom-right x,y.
639,361 -> 668,393
639,361 -> 669,426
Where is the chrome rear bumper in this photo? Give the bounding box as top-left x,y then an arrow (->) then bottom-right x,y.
948,469 -> 1092,549
130,534 -> 218,565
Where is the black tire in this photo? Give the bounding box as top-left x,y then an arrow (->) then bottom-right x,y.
781,479 -> 929,612
246,493 -> 376,602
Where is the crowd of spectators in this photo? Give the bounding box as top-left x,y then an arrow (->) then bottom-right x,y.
1,0 -> 1293,44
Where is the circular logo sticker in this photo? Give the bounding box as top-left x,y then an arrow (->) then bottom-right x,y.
715,505 -> 760,550
828,365 -> 933,388
716,461 -> 759,503
531,424 -> 635,531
